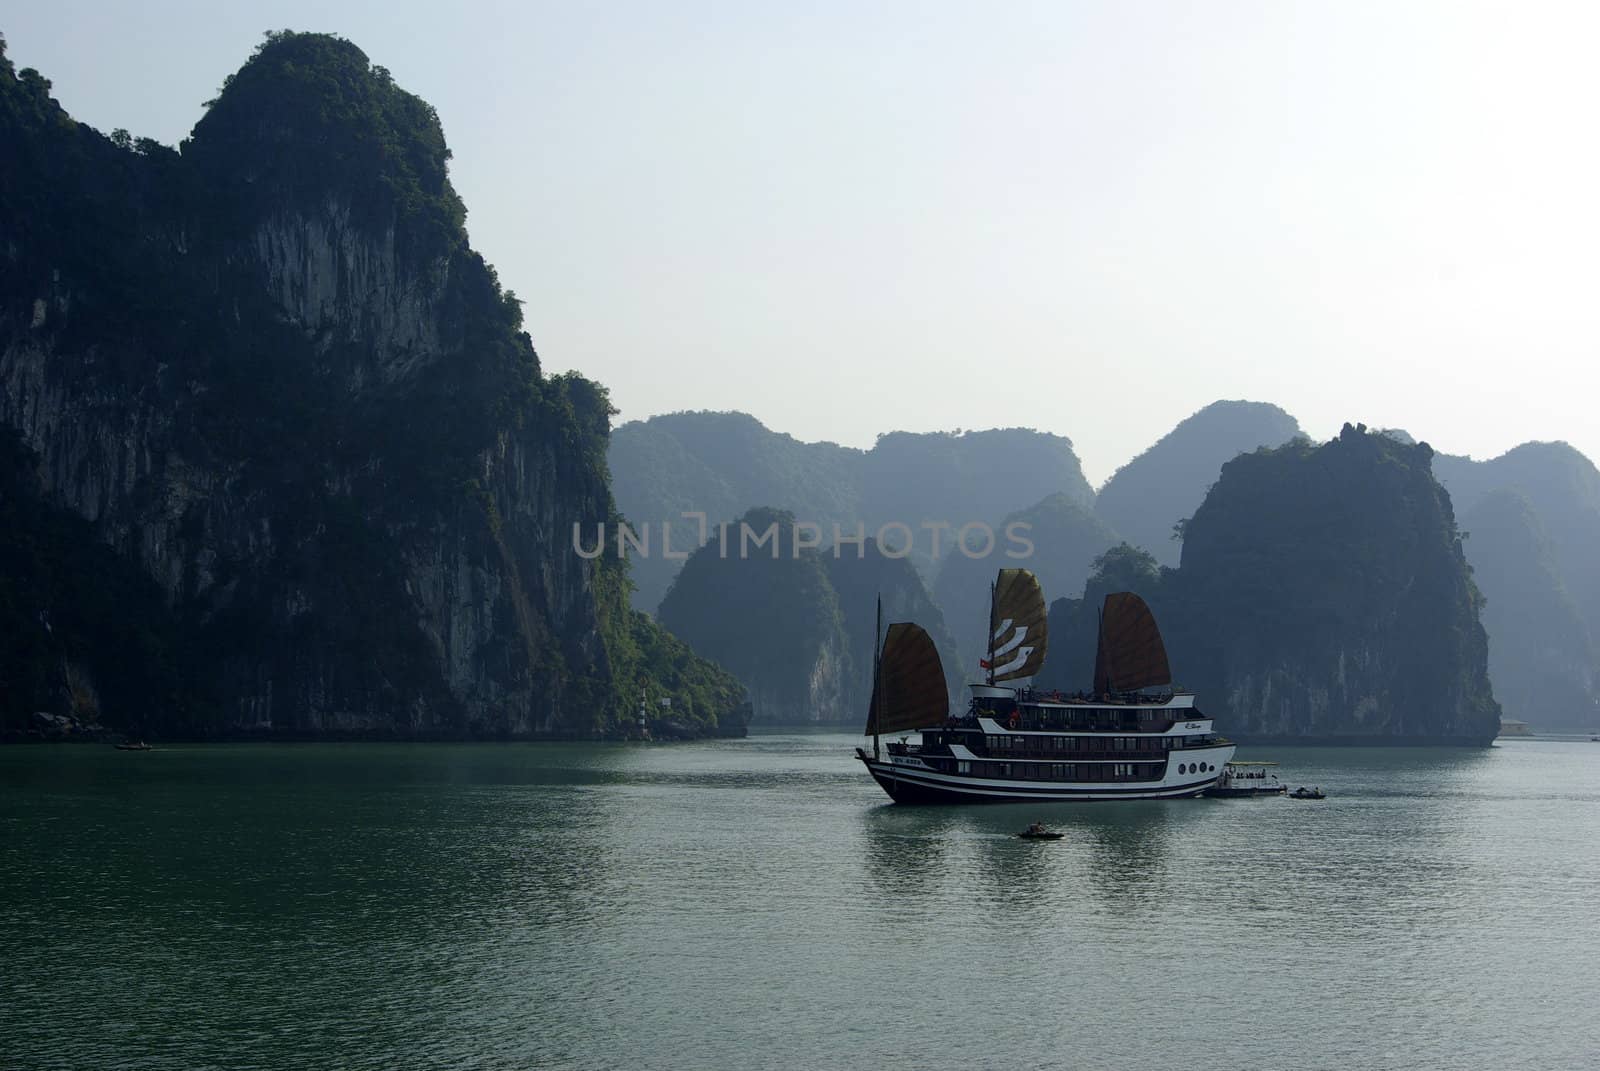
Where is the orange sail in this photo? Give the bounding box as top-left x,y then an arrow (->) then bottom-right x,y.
1092,592 -> 1172,695
989,568 -> 1048,681
864,623 -> 949,735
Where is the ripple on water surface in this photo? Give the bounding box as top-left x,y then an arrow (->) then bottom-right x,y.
2,736 -> 1598,1069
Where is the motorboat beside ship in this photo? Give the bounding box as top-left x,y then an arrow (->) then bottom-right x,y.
1206,760 -> 1286,797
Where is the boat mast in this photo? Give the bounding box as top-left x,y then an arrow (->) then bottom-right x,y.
1097,604 -> 1110,697
872,594 -> 883,761
986,579 -> 997,687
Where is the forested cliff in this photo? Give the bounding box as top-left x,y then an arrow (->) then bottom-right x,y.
1436,443 -> 1600,728
609,412 -> 1094,613
1041,426 -> 1500,744
0,32 -> 746,739
658,509 -> 961,723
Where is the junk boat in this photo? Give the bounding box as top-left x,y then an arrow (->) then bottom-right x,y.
855,569 -> 1235,803
1206,760 -> 1286,797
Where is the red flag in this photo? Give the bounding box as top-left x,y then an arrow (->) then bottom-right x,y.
978,658 -> 991,670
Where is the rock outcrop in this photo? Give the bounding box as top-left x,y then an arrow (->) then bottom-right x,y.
1040,426 -> 1500,744
1459,490 -> 1599,728
658,511 -> 961,723
1435,442 -> 1600,728
0,32 -> 745,738
1094,400 -> 1301,567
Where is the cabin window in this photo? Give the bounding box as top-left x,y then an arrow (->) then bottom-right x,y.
958,761 -> 971,775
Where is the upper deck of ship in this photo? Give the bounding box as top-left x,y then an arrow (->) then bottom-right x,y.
1013,687 -> 1196,711
944,694 -> 1217,736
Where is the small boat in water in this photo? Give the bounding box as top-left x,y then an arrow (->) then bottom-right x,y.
1289,786 -> 1326,800
114,741 -> 153,751
1017,823 -> 1064,840
1207,760 -> 1286,797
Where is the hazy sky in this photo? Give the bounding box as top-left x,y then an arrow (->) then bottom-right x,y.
8,2 -> 1597,485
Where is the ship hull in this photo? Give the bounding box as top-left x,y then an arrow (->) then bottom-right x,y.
857,750 -> 1233,804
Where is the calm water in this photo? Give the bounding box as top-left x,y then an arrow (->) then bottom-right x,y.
2,733 -> 1597,1070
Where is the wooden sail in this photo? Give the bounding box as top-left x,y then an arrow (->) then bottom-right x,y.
864,623 -> 948,735
989,568 -> 1048,682
1092,591 -> 1171,695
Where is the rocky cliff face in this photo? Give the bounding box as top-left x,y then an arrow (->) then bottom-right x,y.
1040,426 -> 1500,744
1459,490 -> 1599,728
826,540 -> 963,717
1434,442 -> 1600,727
1173,425 -> 1499,743
658,509 -> 852,723
0,33 -> 745,738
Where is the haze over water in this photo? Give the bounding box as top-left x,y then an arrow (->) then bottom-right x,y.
4,734 -> 1597,1069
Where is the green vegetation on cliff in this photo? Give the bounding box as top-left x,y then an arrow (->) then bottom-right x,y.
0,32 -> 745,739
1041,426 -> 1500,743
186,30 -> 464,255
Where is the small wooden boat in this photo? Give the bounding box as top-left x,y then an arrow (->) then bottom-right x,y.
1017,825 -> 1064,840
1288,787 -> 1325,800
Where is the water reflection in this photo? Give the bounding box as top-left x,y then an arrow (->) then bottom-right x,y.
853,797 -> 1185,913
858,804 -> 962,902
1072,804 -> 1180,909
0,743 -> 635,1071
7,736 -> 1600,1071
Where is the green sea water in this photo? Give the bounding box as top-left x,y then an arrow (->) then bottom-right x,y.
2,733 -> 1597,1070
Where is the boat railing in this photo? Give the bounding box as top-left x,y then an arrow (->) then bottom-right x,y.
1016,687 -> 1181,706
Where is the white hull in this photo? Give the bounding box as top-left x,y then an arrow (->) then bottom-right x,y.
858,741 -> 1236,803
